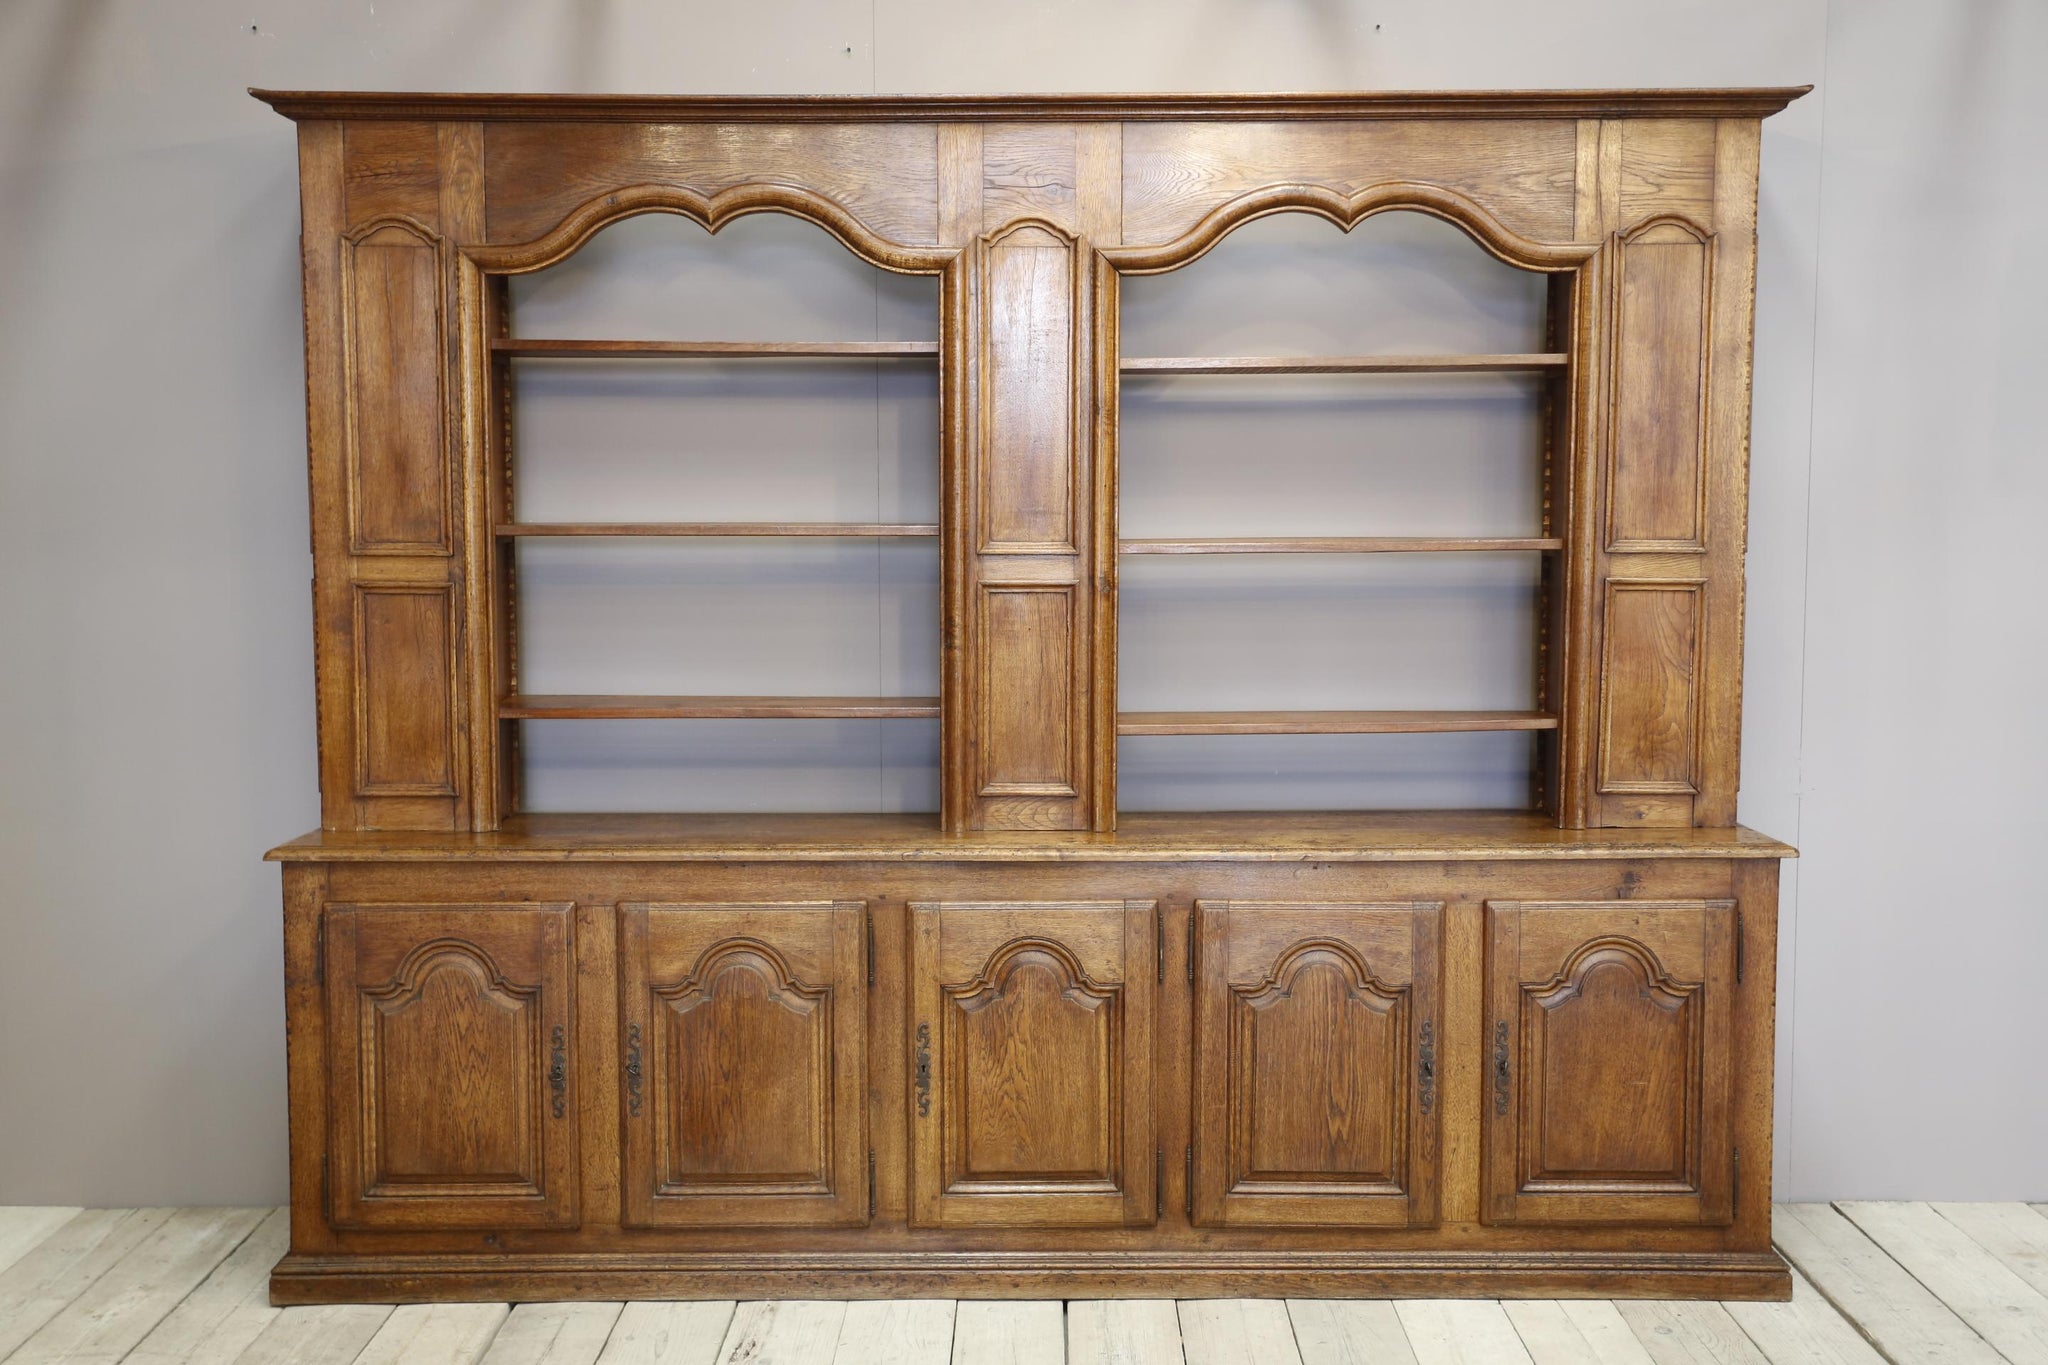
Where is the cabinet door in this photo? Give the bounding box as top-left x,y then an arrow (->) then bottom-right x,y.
1484,900 -> 1736,1226
325,904 -> 577,1229
908,900 -> 1156,1228
619,902 -> 867,1228
1192,901 -> 1442,1228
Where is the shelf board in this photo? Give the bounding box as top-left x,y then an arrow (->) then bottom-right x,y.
501,695 -> 942,720
493,338 -> 940,359
1119,536 -> 1563,555
1119,353 -> 1568,375
1118,709 -> 1559,736
496,522 -> 939,539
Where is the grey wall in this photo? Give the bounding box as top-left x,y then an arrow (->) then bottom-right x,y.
0,0 -> 2039,1206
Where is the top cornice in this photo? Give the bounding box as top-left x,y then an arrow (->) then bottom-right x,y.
250,86 -> 1810,123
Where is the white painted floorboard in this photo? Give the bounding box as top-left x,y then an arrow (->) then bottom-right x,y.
3,1203 -> 2047,1364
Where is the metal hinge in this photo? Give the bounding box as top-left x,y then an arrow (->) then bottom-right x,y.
1184,1146 -> 1194,1216
1155,907 -> 1164,983
868,1149 -> 877,1220
1736,910 -> 1745,985
1187,912 -> 1196,983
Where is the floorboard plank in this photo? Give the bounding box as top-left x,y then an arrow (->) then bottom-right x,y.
232,1304 -> 394,1365
123,1207 -> 289,1364
951,1302 -> 1063,1365
1503,1302 -> 1654,1365
1178,1300 -> 1301,1365
715,1302 -> 848,1365
1287,1300 -> 1416,1365
478,1302 -> 624,1365
833,1301 -> 955,1365
1395,1301 -> 1533,1365
354,1302 -> 511,1365
5,1206 -> 263,1365
1068,1300 -> 1183,1365
1773,1202 -> 2003,1364
594,1302 -> 736,1365
1840,1199 -> 2048,1363
0,1209 -> 83,1279
1934,1202 -> 2048,1299
0,1209 -> 174,1359
1722,1265 -> 1885,1365
1613,1301 -> 1768,1365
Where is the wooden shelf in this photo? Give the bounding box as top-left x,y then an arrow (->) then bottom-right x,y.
1119,353 -> 1568,375
1119,536 -> 1563,555
496,522 -> 938,539
501,695 -> 941,720
493,338 -> 939,359
1118,709 -> 1559,736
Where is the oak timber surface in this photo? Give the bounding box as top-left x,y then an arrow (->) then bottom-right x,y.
269,811 -> 1795,863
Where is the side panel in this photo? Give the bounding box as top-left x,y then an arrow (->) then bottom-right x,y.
618,902 -> 868,1228
908,900 -> 1156,1227
324,903 -> 578,1229
1192,902 -> 1442,1228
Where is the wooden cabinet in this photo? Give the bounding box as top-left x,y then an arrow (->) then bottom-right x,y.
1192,901 -> 1441,1228
1483,900 -> 1738,1226
262,85 -> 1801,1302
907,900 -> 1157,1227
322,904 -> 578,1229
618,902 -> 868,1227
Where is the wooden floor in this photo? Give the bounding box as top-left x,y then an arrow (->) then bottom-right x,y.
1,1204 -> 2046,1363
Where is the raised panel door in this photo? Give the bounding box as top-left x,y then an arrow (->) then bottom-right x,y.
1483,899 -> 1736,1225
619,902 -> 867,1228
1192,901 -> 1442,1228
908,900 -> 1156,1227
324,903 -> 577,1229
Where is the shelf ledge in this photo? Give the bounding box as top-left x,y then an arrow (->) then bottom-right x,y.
1120,536 -> 1563,554
1118,710 -> 1559,736
496,523 -> 938,539
492,338 -> 939,359
501,695 -> 941,720
1120,353 -> 1567,375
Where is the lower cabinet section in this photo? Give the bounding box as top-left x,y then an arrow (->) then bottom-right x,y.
618,901 -> 868,1227
908,900 -> 1157,1228
1192,900 -> 1441,1228
280,855 -> 1785,1302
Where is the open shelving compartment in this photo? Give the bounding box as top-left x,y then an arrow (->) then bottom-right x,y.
1110,208 -> 1573,815
481,211 -> 945,814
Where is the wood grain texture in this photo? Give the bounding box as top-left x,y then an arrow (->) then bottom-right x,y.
834,1300 -> 956,1364
1614,1300 -> 1767,1365
1396,1300 -> 1534,1364
0,1210 -> 178,1360
594,1301 -> 736,1365
1118,711 -> 1556,736
492,524 -> 939,539
0,1210 -> 81,1280
123,1207 -> 289,1365
1771,1204 -> 2003,1365
951,1302 -> 1064,1365
1287,1299 -> 1418,1365
1837,1201 -> 2048,1363
1121,353 -> 1566,373
714,1301 -> 847,1364
1504,1301 -> 1656,1364
355,1302 -> 511,1365
1932,1202 -> 2048,1297
1179,1299 -> 1302,1365
234,1305 -> 396,1365
1120,537 -> 1563,555
1722,1265 -> 1886,1365
477,1302 -> 623,1365
492,339 -> 937,358
1068,1300 -> 1183,1365
500,696 -> 940,720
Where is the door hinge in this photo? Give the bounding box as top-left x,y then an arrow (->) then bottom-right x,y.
1736,909 -> 1745,985
1184,1146 -> 1194,1217
1155,1149 -> 1164,1220
1187,911 -> 1196,983
1155,907 -> 1165,983
868,1148 -> 877,1220
866,906 -> 876,988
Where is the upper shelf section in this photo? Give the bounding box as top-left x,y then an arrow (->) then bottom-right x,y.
495,339 -> 939,359
1122,354 -> 1566,374
251,87 -> 1813,123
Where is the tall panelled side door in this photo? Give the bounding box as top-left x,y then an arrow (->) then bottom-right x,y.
324,904 -> 578,1229
619,902 -> 868,1227
908,901 -> 1156,1228
1484,900 -> 1737,1225
1192,901 -> 1442,1227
